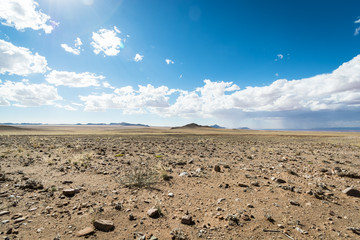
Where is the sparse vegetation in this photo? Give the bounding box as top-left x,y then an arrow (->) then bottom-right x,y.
118,163 -> 158,188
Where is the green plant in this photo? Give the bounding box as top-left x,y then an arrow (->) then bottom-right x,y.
155,154 -> 163,158
115,153 -> 124,157
50,185 -> 57,192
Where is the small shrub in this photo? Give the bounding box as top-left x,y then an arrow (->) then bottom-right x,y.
119,163 -> 158,188
115,153 -> 124,157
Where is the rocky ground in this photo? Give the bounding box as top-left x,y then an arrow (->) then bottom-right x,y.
0,130 -> 360,239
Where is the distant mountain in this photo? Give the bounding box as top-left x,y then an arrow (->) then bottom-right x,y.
0,123 -> 43,125
171,123 -> 212,129
109,122 -> 150,127
235,127 -> 250,130
210,124 -> 225,129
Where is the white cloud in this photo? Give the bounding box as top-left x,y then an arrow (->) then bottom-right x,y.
0,39 -> 48,76
61,37 -> 82,55
0,80 -> 62,107
355,19 -> 360,24
0,0 -> 58,33
275,54 -> 283,61
80,55 -> 360,123
165,59 -> 174,65
91,27 -> 124,56
355,27 -> 360,36
61,44 -> 80,55
80,84 -> 173,112
134,53 -> 144,62
102,81 -> 115,89
45,70 -> 105,88
55,104 -> 77,111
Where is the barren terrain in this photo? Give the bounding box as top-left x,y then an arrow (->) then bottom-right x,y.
0,126 -> 360,239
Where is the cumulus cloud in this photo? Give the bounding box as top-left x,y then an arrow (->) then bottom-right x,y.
80,84 -> 173,112
45,70 -> 105,88
79,55 -> 360,126
0,39 -> 48,76
134,53 -> 144,62
91,27 -> 124,56
0,80 -> 62,107
61,37 -> 82,55
165,59 -> 174,65
0,0 -> 58,33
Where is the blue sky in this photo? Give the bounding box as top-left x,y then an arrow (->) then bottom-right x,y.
1,0 -> 360,129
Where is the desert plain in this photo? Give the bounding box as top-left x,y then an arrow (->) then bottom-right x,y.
0,125 -> 360,240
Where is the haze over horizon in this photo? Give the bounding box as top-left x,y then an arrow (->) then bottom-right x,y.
1,0 -> 360,129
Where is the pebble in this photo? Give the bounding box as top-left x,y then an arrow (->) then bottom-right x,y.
271,177 -> 286,184
76,227 -> 95,237
179,172 -> 189,177
93,219 -> 115,232
214,165 -> 221,172
290,200 -> 300,206
181,215 -> 193,225
168,192 -> 174,197
342,187 -> 360,197
63,189 -> 76,197
0,211 -> 10,216
147,208 -> 160,218
14,217 -> 26,223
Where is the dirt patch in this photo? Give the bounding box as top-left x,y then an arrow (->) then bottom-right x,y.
0,132 -> 360,239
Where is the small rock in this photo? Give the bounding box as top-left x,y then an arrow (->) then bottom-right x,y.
147,208 -> 160,218
62,180 -> 73,184
76,227 -> 95,237
0,211 -> 10,216
238,183 -> 249,188
214,165 -> 221,172
290,200 -> 300,206
150,236 -> 158,240
14,217 -> 26,223
168,192 -> 174,197
93,219 -> 115,232
181,215 -> 194,225
251,181 -> 260,187
63,189 -> 76,197
114,203 -> 123,211
128,213 -> 136,221
271,177 -> 286,184
296,226 -> 308,234
342,187 -> 360,198
179,172 -> 189,177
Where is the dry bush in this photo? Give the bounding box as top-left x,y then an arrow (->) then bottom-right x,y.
118,163 -> 158,188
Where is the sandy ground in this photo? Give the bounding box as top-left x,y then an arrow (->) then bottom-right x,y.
0,126 -> 360,239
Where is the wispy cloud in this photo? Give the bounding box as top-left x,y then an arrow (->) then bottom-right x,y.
134,53 -> 144,62
275,54 -> 284,61
0,39 -> 48,76
0,0 -> 58,33
354,18 -> 360,36
91,27 -> 124,56
61,37 -> 82,55
165,59 -> 174,65
45,70 -> 105,88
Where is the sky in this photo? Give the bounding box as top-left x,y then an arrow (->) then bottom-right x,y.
1,0 -> 360,129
